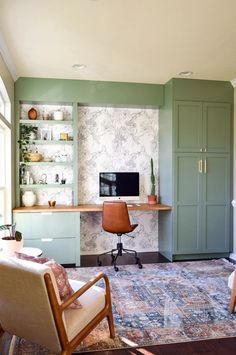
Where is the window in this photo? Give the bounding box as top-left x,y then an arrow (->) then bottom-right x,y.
0,76 -> 11,224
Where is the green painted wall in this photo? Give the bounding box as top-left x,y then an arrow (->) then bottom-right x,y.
15,77 -> 164,107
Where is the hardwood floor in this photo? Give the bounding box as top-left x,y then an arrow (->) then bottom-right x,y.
80,251 -> 169,267
78,253 -> 236,355
80,337 -> 236,355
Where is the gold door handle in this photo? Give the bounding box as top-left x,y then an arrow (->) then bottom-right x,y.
204,159 -> 207,173
198,160 -> 203,173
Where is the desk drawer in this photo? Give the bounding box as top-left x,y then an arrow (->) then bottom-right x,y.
14,212 -> 80,239
23,238 -> 76,264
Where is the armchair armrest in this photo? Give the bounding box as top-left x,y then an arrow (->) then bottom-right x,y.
61,272 -> 112,311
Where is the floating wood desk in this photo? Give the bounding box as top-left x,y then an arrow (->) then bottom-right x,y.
13,203 -> 172,213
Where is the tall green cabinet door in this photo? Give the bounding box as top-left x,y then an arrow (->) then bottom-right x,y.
174,154 -> 202,253
203,102 -> 231,153
174,101 -> 202,152
202,154 -> 230,252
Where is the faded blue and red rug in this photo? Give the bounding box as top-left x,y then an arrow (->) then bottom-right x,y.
8,259 -> 236,354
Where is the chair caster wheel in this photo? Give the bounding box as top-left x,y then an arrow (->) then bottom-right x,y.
98,260 -> 102,266
138,264 -> 143,269
114,266 -> 119,272
135,257 -> 140,264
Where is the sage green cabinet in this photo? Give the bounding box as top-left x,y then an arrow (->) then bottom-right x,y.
174,154 -> 230,255
13,211 -> 80,266
159,79 -> 233,261
174,101 -> 231,153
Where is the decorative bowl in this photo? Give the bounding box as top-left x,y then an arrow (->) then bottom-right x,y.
28,152 -> 42,162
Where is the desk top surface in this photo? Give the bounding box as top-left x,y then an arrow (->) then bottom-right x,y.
13,203 -> 172,213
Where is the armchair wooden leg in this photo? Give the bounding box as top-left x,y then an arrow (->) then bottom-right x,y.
230,271 -> 236,314
107,311 -> 115,339
230,292 -> 236,314
0,323 -> 4,336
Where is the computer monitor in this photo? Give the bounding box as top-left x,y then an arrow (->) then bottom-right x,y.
99,172 -> 139,201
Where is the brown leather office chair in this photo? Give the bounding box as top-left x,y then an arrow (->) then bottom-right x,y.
97,201 -> 142,272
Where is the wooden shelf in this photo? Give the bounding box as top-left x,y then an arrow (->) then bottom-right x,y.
13,203 -> 172,213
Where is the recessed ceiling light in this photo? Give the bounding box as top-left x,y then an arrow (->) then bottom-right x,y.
72,64 -> 87,69
179,71 -> 193,77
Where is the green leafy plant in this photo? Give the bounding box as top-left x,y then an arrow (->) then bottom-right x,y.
150,158 -> 156,195
18,125 -> 38,161
0,224 -> 22,241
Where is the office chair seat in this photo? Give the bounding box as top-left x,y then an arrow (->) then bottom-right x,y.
97,201 -> 142,271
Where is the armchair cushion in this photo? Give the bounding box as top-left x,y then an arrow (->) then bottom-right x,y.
45,260 -> 82,309
15,252 -> 82,309
64,280 -> 106,341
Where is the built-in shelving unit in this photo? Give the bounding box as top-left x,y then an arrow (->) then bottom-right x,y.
16,102 -> 78,207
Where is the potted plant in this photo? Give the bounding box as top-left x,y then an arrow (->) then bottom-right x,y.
148,158 -> 158,205
0,224 -> 23,256
18,124 -> 38,161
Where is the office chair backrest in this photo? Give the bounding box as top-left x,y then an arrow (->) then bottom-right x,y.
102,201 -> 133,234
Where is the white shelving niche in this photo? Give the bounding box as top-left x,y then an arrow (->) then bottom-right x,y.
18,102 -> 76,206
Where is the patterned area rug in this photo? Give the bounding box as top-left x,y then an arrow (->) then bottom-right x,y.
9,259 -> 236,354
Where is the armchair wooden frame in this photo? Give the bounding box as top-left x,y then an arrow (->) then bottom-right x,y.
44,271 -> 115,355
230,270 -> 236,314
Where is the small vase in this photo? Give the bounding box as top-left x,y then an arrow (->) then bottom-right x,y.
28,108 -> 37,120
53,111 -> 63,121
22,190 -> 36,207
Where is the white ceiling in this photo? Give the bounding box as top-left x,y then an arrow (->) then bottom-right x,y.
1,0 -> 236,84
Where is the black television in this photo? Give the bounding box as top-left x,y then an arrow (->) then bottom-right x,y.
99,172 -> 139,201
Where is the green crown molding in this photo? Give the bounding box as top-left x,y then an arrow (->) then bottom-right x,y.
170,78 -> 234,103
15,77 -> 164,107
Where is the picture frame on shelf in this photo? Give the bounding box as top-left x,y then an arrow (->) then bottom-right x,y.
40,128 -> 51,141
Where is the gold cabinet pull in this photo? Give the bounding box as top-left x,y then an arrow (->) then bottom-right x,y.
204,159 -> 207,173
198,160 -> 203,173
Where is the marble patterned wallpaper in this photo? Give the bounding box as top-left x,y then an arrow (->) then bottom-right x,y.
78,106 -> 159,255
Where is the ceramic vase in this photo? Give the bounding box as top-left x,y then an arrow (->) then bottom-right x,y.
22,190 -> 36,207
53,111 -> 63,121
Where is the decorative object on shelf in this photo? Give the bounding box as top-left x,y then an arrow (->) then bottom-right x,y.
43,157 -> 53,162
53,110 -> 63,121
39,173 -> 47,184
55,174 -> 59,183
0,223 -> 23,256
18,125 -> 38,162
48,200 -> 56,207
40,128 -> 51,140
28,107 -> 38,120
28,151 -> 43,162
60,132 -> 68,140
148,158 -> 158,205
42,112 -> 50,120
22,190 -> 37,207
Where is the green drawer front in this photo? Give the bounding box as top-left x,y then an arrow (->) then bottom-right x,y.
23,238 -> 76,264
14,212 -> 80,239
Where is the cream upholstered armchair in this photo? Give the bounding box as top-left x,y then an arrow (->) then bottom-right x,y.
0,257 -> 115,355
